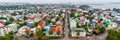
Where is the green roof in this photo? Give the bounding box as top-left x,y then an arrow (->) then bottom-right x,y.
105,21 -> 111,25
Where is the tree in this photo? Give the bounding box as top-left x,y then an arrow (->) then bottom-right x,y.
9,17 -> 14,22
14,37 -> 18,40
0,31 -> 14,40
6,21 -> 12,25
106,29 -> 120,40
5,34 -> 14,40
25,29 -> 30,38
32,22 -> 38,28
93,26 -> 105,35
36,28 -> 43,40
0,17 -> 7,20
36,28 -> 49,40
87,16 -> 93,21
57,31 -> 61,35
0,36 -> 5,40
23,16 -> 28,20
70,12 -> 75,18
49,31 -> 53,35
76,23 -> 81,28
16,22 -> 27,29
76,31 -> 80,36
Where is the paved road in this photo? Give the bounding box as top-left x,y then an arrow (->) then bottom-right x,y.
16,12 -> 120,40
60,12 -> 108,40
60,13 -> 71,40
117,24 -> 120,28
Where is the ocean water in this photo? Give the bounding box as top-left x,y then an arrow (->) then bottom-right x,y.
89,4 -> 120,9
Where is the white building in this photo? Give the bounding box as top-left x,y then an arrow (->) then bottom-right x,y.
0,24 -> 17,36
70,19 -> 76,31
71,28 -> 86,37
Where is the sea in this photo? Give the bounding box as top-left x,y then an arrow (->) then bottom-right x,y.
89,4 -> 120,9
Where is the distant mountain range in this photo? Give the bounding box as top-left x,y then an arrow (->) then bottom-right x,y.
0,2 -> 120,6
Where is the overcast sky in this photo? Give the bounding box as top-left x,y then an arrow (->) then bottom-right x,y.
0,0 -> 120,4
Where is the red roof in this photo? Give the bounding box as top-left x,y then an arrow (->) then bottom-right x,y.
26,27 -> 31,32
30,18 -> 35,20
80,20 -> 85,23
56,26 -> 62,32
98,21 -> 104,25
38,23 -> 43,27
50,27 -> 56,32
0,22 -> 6,25
39,16 -> 43,18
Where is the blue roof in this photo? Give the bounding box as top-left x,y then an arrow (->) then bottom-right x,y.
45,29 -> 50,33
27,23 -> 34,28
90,21 -> 95,24
47,23 -> 51,26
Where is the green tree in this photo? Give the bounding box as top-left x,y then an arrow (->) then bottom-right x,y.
14,37 -> 18,40
23,16 -> 28,20
1,31 -> 14,40
0,17 -> 7,20
106,29 -> 120,40
94,26 -> 105,35
25,29 -> 30,38
57,31 -> 61,35
70,12 -> 75,18
9,17 -> 14,22
6,21 -> 12,25
76,31 -> 80,36
49,31 -> 53,35
76,23 -> 81,28
36,28 -> 49,40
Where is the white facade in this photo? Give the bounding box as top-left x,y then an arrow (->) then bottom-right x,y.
70,19 -> 76,30
0,24 -> 17,36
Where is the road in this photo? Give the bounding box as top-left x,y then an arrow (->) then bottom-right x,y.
60,12 -> 108,40
16,12 -> 120,40
60,12 -> 71,40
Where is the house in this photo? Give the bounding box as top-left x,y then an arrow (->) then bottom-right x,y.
17,26 -> 28,36
0,22 -> 5,27
115,13 -> 120,19
27,21 -> 34,28
0,24 -> 17,36
89,20 -> 95,25
8,24 -> 17,32
45,23 -> 51,29
104,21 -> 111,27
37,22 -> 43,29
98,21 -> 104,25
0,20 -> 6,27
56,25 -> 62,32
71,28 -> 86,37
70,19 -> 76,31
45,25 -> 63,36
79,20 -> 85,25
79,16 -> 87,25
0,28 -> 5,36
50,25 -> 56,33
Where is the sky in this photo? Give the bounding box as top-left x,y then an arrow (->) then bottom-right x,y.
0,0 -> 120,4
